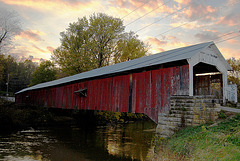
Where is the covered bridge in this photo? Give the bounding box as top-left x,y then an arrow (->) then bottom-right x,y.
15,42 -> 234,123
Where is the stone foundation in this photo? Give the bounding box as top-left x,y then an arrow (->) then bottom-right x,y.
156,96 -> 221,138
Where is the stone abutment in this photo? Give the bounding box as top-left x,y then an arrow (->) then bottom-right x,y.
156,96 -> 221,138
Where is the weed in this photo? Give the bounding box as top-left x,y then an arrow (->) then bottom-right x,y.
163,115 -> 240,160
218,110 -> 227,119
181,106 -> 186,111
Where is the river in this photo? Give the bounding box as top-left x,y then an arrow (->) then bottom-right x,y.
0,121 -> 156,161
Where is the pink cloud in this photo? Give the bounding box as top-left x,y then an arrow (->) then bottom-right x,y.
146,36 -> 190,54
32,45 -> 46,53
146,37 -> 167,46
47,46 -> 55,53
217,14 -> 240,26
157,47 -> 165,52
180,1 -> 217,22
113,0 -> 130,8
1,0 -> 96,14
195,31 -> 219,42
110,0 -> 173,18
204,29 -> 218,33
174,0 -> 191,5
227,39 -> 239,44
15,30 -> 44,42
219,47 -> 240,59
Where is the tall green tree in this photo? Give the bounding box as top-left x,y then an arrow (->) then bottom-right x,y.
53,13 -> 148,76
30,60 -> 57,86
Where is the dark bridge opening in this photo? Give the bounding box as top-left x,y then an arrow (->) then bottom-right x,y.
193,63 -> 223,99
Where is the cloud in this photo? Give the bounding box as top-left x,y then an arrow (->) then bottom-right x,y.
195,31 -> 219,42
174,0 -> 191,5
157,47 -> 165,52
32,45 -> 46,53
219,47 -> 240,59
217,14 -> 240,26
179,1 -> 217,22
110,0 -> 152,10
112,0 -> 131,8
146,37 -> 167,46
1,0 -> 97,14
15,30 -> 44,42
141,0 -> 174,14
10,44 -> 52,63
226,39 -> 239,45
145,36 -> 190,54
109,0 -> 173,20
47,46 -> 55,53
10,46 -> 30,57
216,32 -> 240,45
32,57 -> 45,63
148,47 -> 165,54
204,29 -> 218,33
170,21 -> 204,29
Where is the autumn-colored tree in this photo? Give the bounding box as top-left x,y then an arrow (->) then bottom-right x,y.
30,60 -> 57,86
227,57 -> 240,101
114,31 -> 147,63
53,13 -> 148,76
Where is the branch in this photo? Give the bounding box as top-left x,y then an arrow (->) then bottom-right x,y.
0,31 -> 7,44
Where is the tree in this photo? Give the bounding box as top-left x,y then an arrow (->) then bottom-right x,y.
227,57 -> 240,101
0,54 -> 4,81
30,60 -> 57,86
0,55 -> 18,93
0,8 -> 21,54
16,59 -> 37,89
53,13 -> 148,76
0,55 -> 37,94
114,32 -> 147,63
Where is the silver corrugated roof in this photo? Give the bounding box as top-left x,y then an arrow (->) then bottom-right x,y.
16,41 -> 218,94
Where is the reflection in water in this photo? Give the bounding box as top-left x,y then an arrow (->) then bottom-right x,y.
0,121 -> 156,161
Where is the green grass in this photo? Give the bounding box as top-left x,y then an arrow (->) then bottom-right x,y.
162,115 -> 240,160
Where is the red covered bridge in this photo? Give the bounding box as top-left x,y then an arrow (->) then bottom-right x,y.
15,42 -> 233,123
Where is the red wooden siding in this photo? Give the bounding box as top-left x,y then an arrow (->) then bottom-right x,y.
101,78 -> 113,111
113,75 -> 129,112
149,66 -> 189,122
15,65 -> 189,123
132,71 -> 151,114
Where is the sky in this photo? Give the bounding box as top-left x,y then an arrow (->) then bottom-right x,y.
0,0 -> 240,63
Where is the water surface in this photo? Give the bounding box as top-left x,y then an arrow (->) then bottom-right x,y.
0,121 -> 156,161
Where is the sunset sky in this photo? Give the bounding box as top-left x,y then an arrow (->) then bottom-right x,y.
1,0 -> 239,62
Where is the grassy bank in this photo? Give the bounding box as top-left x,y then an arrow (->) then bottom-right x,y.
152,114 -> 240,160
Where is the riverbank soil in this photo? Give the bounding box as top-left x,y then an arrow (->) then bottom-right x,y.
149,112 -> 240,160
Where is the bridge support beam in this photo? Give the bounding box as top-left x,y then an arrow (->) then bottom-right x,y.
156,95 -> 221,138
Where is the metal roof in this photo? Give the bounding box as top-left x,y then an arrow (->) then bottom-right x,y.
16,41 -> 225,94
